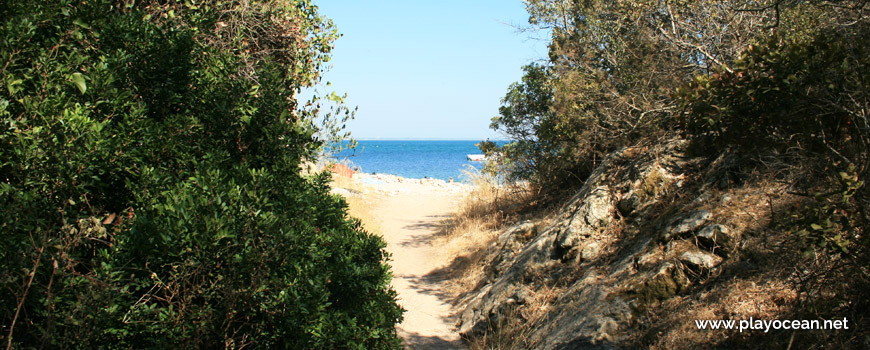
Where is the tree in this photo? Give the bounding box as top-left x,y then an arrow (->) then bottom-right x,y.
0,1 -> 402,348
488,0 -> 791,192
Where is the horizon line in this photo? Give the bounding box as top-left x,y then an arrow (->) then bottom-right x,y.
346,138 -> 513,141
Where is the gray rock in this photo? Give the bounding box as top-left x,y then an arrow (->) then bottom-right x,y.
457,284 -> 494,338
510,287 -> 531,305
679,250 -> 722,270
329,187 -> 352,197
717,177 -> 728,189
584,187 -> 614,227
696,224 -> 730,246
457,308 -> 487,337
554,187 -> 613,258
498,221 -> 537,246
693,191 -> 713,204
662,210 -> 712,240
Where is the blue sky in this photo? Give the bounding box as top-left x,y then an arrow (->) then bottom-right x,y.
309,1 -> 548,140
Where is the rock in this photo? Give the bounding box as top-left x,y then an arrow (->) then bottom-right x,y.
457,308 -> 488,338
498,221 -> 537,247
457,282 -> 541,340
662,210 -> 711,240
617,192 -> 640,215
594,317 -> 619,343
581,242 -> 601,261
457,284 -> 494,338
679,250 -> 722,270
693,191 -> 713,204
553,187 -> 613,258
717,176 -> 730,189
584,187 -> 614,227
696,224 -> 731,251
329,187 -> 352,197
511,287 -> 531,305
630,262 -> 690,308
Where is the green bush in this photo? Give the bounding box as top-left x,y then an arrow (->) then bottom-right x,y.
483,64 -> 572,188
1,1 -> 401,348
677,16 -> 870,245
677,23 -> 870,163
486,0 -> 765,195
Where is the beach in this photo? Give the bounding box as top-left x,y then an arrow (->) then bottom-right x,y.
331,172 -> 470,349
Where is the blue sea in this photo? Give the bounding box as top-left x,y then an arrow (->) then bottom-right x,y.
333,140 -> 502,182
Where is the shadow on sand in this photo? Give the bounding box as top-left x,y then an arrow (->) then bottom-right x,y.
394,215 -> 469,349
400,330 -> 465,350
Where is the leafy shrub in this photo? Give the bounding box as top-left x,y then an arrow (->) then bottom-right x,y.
677,23 -> 870,165
677,16 -> 870,259
483,64 -> 572,188
486,0 -> 778,195
1,1 -> 401,348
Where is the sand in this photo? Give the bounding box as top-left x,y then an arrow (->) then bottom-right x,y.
333,173 -> 469,349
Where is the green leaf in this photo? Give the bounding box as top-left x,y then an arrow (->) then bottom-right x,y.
6,79 -> 23,95
71,73 -> 87,94
72,18 -> 90,29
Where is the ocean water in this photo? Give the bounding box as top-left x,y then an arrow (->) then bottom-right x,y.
333,140 -> 497,182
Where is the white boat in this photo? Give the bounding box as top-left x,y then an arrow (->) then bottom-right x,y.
467,154 -> 486,161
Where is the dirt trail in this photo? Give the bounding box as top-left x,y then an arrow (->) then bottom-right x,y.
371,184 -> 468,349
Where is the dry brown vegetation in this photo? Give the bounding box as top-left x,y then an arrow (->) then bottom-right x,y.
446,147 -> 869,349
417,171 -> 565,349
631,169 -> 867,349
434,173 -> 538,296
330,173 -> 382,234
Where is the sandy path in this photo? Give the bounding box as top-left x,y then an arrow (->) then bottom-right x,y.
370,184 -> 467,349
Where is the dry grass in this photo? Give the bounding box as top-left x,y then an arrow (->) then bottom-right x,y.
629,174 -> 854,349
435,171 -> 539,297
466,284 -> 566,350
423,169 -> 560,350
436,173 -> 503,296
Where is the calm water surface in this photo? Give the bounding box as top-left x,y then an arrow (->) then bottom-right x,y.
333,140 -> 501,181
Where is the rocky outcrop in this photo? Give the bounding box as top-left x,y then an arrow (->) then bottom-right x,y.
456,139 -> 742,349
661,210 -> 711,241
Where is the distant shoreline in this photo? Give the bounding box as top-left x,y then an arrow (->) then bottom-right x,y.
328,140 -> 493,181
349,138 -> 513,142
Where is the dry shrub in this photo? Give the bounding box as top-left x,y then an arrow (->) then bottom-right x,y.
436,171 -> 534,292
430,169 -> 554,321
466,284 -> 566,350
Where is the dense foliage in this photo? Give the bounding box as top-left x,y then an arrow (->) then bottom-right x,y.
0,1 -> 401,348
488,0 -> 785,192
